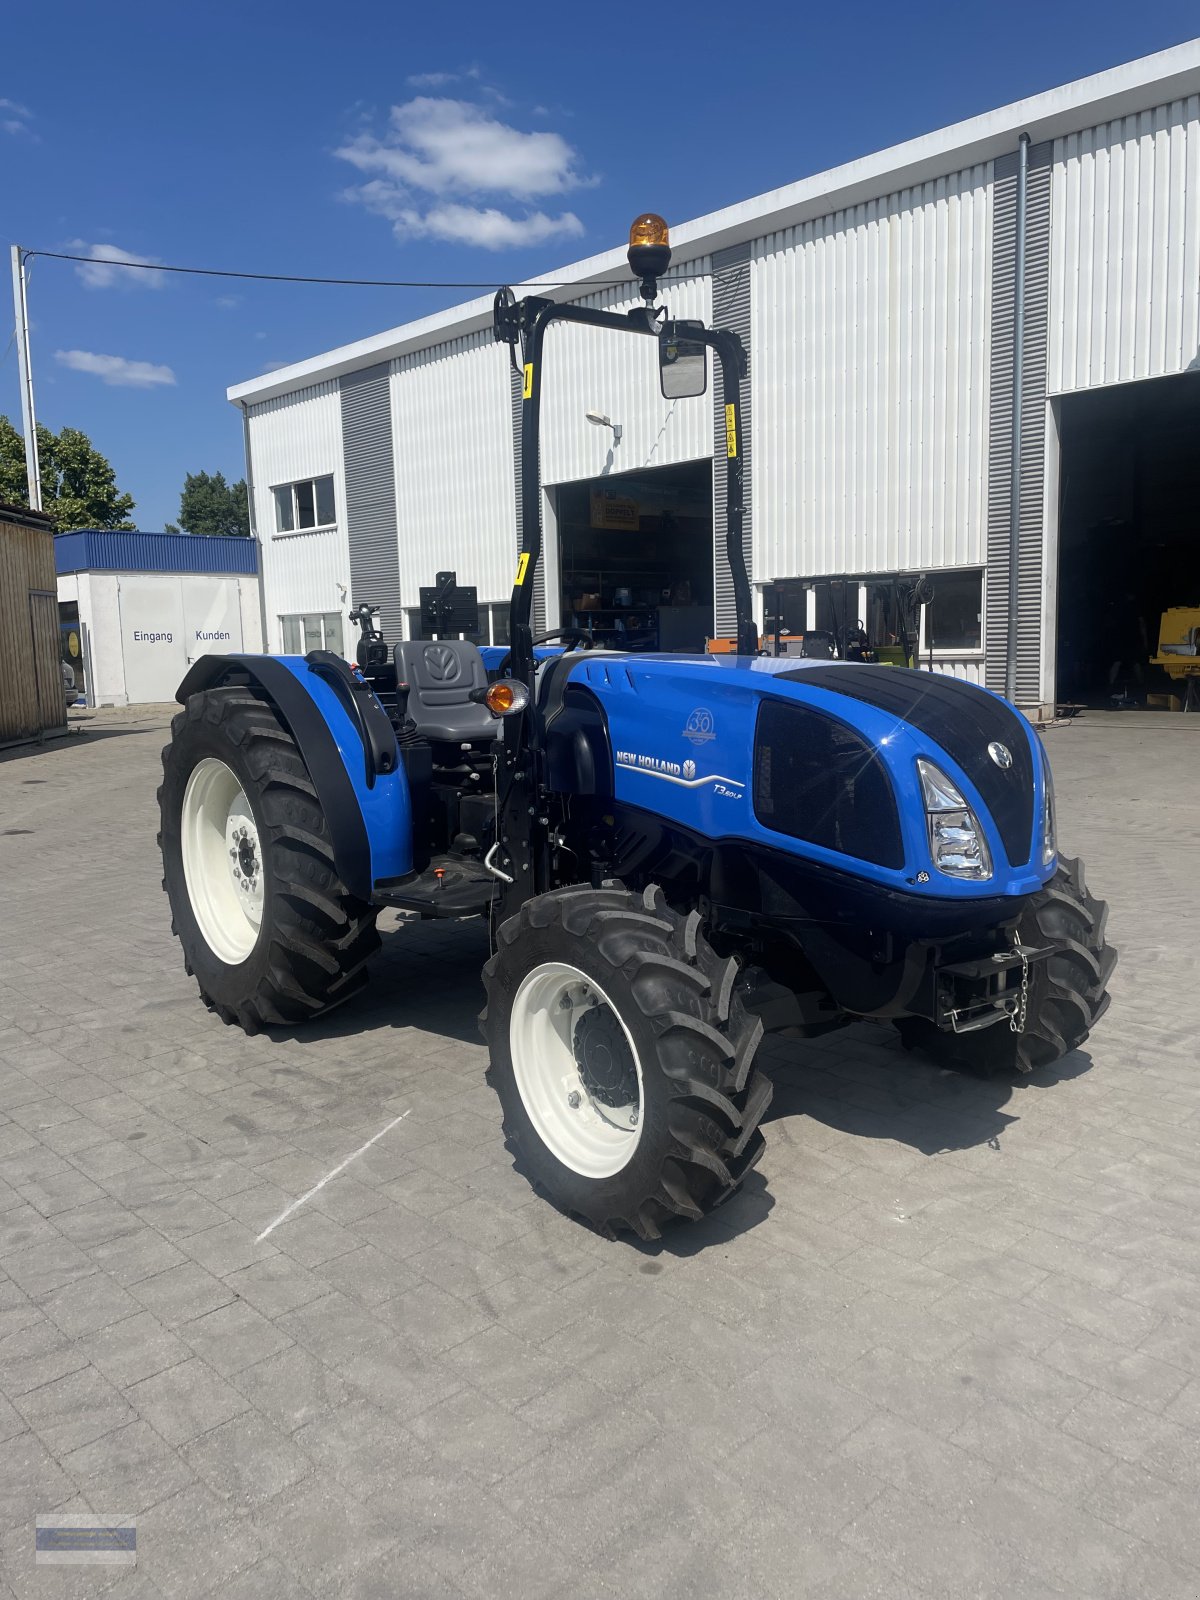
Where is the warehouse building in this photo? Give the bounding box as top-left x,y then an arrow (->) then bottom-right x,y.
229,42 -> 1200,713
55,531 -> 262,706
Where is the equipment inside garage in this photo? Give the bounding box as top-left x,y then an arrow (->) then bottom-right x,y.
1056,373 -> 1200,708
553,460 -> 713,652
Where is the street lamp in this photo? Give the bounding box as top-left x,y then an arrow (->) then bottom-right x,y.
585,409 -> 622,446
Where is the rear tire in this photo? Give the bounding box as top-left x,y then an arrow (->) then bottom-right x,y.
481,884 -> 772,1239
158,687 -> 380,1033
897,853 -> 1116,1075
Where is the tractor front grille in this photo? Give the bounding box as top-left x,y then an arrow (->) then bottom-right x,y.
753,700 -> 904,869
786,665 -> 1035,868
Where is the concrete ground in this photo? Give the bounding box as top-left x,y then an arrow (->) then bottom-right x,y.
1,704 -> 1198,1599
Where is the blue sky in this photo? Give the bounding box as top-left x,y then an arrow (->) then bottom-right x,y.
3,1 -> 1196,530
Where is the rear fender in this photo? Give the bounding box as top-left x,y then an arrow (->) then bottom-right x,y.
175,654 -> 411,898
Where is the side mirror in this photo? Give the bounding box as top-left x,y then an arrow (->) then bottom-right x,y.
659,320 -> 707,400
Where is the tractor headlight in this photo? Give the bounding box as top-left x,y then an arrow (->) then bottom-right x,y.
917,760 -> 992,880
1040,746 -> 1056,867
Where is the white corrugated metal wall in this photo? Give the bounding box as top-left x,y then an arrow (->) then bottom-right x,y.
390,332 -> 516,613
246,380 -> 350,640
1049,95 -> 1200,392
540,267 -> 713,486
751,165 -> 993,582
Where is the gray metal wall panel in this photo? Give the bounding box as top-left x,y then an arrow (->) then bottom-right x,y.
985,142 -> 1052,704
341,364 -> 402,641
712,243 -> 751,639
511,365 -> 546,635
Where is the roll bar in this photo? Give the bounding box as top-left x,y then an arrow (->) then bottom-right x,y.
493,290 -> 755,690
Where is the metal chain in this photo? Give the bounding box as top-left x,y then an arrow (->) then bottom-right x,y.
1010,944 -> 1030,1034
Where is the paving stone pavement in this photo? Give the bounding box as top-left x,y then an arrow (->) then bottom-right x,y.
0,704 -> 1198,1598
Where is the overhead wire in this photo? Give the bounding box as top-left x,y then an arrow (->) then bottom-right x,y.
23,249 -> 709,293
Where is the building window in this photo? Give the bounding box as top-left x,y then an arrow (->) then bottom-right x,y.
925,570 -> 984,652
280,612 -> 345,656
272,475 -> 335,534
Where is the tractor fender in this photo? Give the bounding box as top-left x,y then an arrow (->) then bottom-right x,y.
542,678 -> 614,797
174,654 -> 412,899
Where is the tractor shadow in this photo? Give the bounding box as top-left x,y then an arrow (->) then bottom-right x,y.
259,917 -> 1096,1255
757,1024 -> 1095,1158
626,1032 -> 1095,1259
275,913 -> 494,1048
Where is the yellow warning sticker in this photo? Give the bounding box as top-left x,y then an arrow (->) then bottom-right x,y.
725,403 -> 738,459
523,362 -> 534,400
515,551 -> 530,586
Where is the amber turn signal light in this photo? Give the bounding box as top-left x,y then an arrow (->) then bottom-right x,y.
485,681 -> 530,715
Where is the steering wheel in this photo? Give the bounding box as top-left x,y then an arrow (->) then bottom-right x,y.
532,627 -> 596,650
492,628 -> 596,678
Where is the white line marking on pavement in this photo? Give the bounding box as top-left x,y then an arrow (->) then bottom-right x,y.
256,1110 -> 411,1242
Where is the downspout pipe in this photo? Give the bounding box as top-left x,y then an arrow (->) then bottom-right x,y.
237,399 -> 271,653
1005,132 -> 1030,704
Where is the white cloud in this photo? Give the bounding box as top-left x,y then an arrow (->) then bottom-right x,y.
336,96 -> 591,251
1,97 -> 36,137
339,97 -> 585,199
259,360 -> 290,373
71,242 -> 165,291
54,349 -> 176,388
406,71 -> 458,88
354,185 -> 582,249
215,294 -> 241,309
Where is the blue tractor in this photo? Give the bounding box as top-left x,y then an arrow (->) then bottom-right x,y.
159,214 -> 1115,1239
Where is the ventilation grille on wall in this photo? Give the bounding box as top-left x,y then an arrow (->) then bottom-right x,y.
712,243 -> 752,641
985,142 -> 1052,705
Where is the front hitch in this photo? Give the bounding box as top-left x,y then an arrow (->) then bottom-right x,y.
932,943 -> 1051,1035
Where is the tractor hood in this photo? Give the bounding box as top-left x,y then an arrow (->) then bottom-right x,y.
556,652 -> 1053,901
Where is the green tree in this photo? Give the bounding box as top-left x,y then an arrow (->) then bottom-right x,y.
177,470 -> 250,538
0,415 -> 137,529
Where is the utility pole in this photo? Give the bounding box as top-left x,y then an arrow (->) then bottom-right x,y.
10,244 -> 42,511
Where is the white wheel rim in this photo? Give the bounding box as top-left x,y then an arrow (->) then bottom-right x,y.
180,757 -> 265,966
509,962 -> 644,1179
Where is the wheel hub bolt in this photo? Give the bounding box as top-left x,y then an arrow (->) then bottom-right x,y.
567,1091 -> 581,1109
630,1108 -> 639,1125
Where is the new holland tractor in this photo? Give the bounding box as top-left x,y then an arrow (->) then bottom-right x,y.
158,213 -> 1115,1240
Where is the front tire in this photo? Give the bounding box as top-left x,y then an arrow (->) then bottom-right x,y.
158,687 -> 380,1033
481,884 -> 772,1239
898,853 -> 1116,1075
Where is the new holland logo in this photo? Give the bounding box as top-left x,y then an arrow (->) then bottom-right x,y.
683,759 -> 696,779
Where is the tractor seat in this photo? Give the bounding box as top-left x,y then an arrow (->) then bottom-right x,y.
393,639 -> 500,744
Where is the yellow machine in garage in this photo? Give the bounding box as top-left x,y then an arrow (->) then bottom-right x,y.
1150,606 -> 1200,711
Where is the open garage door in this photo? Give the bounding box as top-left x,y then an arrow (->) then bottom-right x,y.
1056,373 -> 1200,709
553,460 -> 714,652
